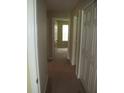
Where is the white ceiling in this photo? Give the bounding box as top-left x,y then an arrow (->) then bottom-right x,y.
46,0 -> 79,12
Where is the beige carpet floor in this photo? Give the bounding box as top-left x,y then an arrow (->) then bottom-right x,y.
46,48 -> 85,93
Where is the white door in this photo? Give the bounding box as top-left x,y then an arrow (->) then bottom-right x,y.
78,2 -> 97,93
27,0 -> 40,93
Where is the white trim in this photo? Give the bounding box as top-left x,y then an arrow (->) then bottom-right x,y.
52,18 -> 56,58
77,10 -> 84,79
67,18 -> 71,60
67,48 -> 70,60
71,16 -> 77,66
67,55 -> 70,60
75,10 -> 82,76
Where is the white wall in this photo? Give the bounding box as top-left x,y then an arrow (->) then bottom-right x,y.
37,0 -> 48,93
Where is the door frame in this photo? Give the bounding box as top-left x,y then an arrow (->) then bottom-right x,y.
71,16 -> 77,65
71,10 -> 84,78
75,10 -> 82,77
52,18 -> 70,59
27,0 -> 40,92
57,21 -> 69,48
77,10 -> 84,78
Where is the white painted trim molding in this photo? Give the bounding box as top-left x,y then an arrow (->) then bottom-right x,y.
67,48 -> 70,60
52,18 -> 56,59
71,16 -> 77,66
77,10 -> 84,79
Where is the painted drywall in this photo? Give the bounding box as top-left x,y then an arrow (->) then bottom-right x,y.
37,0 -> 48,93
46,0 -> 79,12
47,16 -> 53,58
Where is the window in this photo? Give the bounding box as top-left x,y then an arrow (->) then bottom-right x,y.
54,24 -> 58,41
62,25 -> 69,41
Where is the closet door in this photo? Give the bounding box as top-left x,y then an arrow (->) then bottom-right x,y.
85,2 -> 97,93
80,1 -> 97,93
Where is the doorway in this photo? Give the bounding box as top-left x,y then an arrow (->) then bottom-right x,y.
54,18 -> 70,60
46,17 -> 85,93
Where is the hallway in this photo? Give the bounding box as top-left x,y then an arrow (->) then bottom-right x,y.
46,48 -> 85,93
28,0 -> 97,93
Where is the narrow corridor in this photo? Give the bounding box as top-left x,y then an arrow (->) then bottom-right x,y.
27,0 -> 97,93
46,48 -> 85,93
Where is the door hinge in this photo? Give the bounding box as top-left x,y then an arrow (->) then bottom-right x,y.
36,78 -> 38,84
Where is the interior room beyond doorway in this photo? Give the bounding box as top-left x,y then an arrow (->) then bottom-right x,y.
54,18 -> 69,59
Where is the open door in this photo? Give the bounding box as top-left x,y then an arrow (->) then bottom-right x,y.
27,0 -> 40,93
53,19 -> 70,59
56,20 -> 69,48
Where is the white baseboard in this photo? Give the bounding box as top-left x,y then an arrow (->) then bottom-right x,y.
71,60 -> 73,65
67,51 -> 70,60
71,59 -> 75,66
77,73 -> 80,79
67,55 -> 70,60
